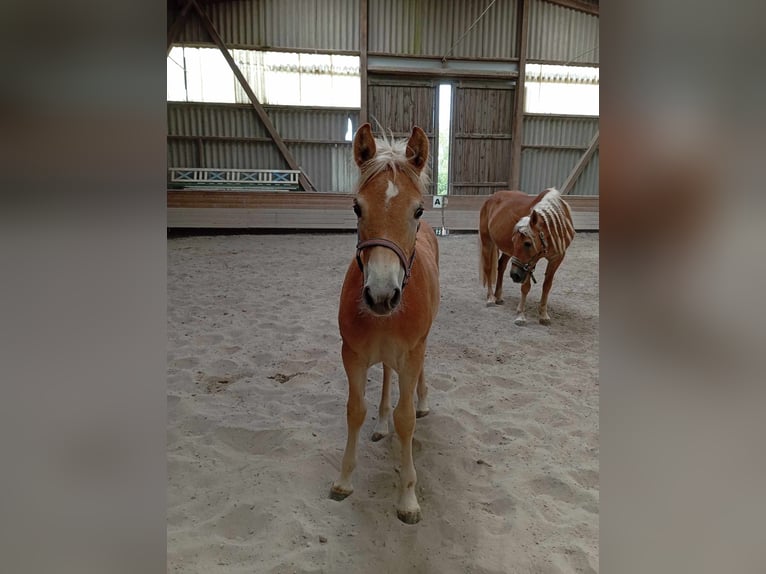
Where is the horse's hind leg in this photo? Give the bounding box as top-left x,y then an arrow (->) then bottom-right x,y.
415,367 -> 430,418
480,231 -> 498,305
330,343 -> 368,501
493,253 -> 510,305
371,364 -> 392,441
514,276 -> 533,326
538,257 -> 563,325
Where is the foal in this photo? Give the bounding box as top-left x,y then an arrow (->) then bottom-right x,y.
330,124 -> 440,524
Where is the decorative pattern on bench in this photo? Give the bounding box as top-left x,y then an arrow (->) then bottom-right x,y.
169,168 -> 301,190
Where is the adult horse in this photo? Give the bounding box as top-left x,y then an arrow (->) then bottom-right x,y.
330,123 -> 440,524
479,188 -> 575,325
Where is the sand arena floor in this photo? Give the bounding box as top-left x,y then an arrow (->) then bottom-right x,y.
168,231 -> 599,574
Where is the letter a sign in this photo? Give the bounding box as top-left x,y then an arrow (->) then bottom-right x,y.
432,196 -> 444,209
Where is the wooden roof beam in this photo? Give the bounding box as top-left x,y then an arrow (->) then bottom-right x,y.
167,0 -> 193,55
560,130 -> 599,194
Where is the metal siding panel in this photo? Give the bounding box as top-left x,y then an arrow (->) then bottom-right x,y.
368,0 -> 517,59
528,0 -> 599,64
522,114 -> 598,146
368,0 -> 407,55
268,107 -> 356,141
570,148 -> 598,195
168,140 -> 197,168
332,145 -> 358,192
519,113 -> 598,195
175,0 -> 357,51
167,102 -> 359,189
263,0 -> 359,52
520,147 -> 597,195
449,0 -> 517,60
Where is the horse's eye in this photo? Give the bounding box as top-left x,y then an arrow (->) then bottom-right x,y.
414,206 -> 424,219
353,203 -> 361,217
524,241 -> 532,248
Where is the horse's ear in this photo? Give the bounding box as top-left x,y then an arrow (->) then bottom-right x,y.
353,123 -> 376,167
530,210 -> 539,226
406,126 -> 429,172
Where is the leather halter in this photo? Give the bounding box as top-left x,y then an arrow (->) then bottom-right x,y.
510,230 -> 547,284
356,236 -> 417,289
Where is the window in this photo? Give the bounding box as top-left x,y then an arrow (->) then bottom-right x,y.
524,64 -> 599,116
167,47 -> 360,108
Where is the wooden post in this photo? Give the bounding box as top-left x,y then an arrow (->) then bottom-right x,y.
560,130 -> 599,194
189,0 -> 315,191
359,0 -> 369,125
509,0 -> 529,190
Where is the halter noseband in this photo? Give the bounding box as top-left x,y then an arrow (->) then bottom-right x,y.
356,236 -> 417,289
510,230 -> 547,284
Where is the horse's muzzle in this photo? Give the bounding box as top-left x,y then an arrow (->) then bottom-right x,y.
363,285 -> 402,315
510,267 -> 526,283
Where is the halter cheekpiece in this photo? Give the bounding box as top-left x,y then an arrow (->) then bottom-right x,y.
510,229 -> 547,284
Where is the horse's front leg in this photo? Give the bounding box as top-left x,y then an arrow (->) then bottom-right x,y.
330,343 -> 368,500
371,364 -> 392,442
393,346 -> 426,524
514,276 -> 533,326
538,257 -> 563,325
493,253 -> 510,305
415,367 -> 430,418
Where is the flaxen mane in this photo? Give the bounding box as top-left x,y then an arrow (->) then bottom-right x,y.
355,134 -> 430,194
514,188 -> 575,253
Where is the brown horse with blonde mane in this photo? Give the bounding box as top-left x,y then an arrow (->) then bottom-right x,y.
330,123 -> 439,524
479,188 -> 575,325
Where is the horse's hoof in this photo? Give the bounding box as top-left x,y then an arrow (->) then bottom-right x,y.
329,486 -> 352,501
494,298 -> 504,305
371,431 -> 387,442
416,409 -> 430,418
539,317 -> 551,326
396,508 -> 422,524
514,317 -> 527,326
485,300 -> 495,307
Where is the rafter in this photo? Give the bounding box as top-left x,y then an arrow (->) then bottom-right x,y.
560,130 -> 599,194
167,0 -> 193,55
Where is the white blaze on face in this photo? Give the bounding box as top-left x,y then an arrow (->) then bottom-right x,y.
364,247 -> 404,298
385,180 -> 399,205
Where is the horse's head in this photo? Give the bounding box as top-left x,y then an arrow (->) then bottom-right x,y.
509,211 -> 546,284
352,123 -> 429,316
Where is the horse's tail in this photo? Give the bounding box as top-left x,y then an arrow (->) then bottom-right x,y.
478,206 -> 497,289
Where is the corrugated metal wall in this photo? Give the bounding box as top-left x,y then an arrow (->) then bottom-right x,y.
450,82 -> 514,195
520,114 -> 598,195
367,0 -> 517,59
528,0 -> 599,64
174,0 -> 359,52
171,0 -> 597,64
167,102 -> 359,192
167,0 -> 599,200
522,114 -> 598,147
